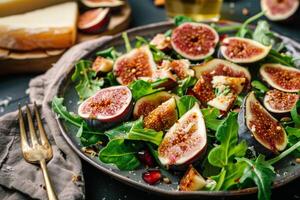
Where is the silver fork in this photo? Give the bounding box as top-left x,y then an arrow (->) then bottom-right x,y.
18,103 -> 58,200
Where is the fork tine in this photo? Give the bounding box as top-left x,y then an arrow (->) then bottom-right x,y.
26,104 -> 39,146
18,105 -> 29,149
34,102 -> 50,146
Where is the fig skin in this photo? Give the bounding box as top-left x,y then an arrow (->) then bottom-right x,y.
78,86 -> 133,131
133,91 -> 174,119
238,92 -> 288,156
263,89 -> 299,114
158,103 -> 207,169
260,63 -> 300,93
171,22 -> 219,61
220,37 -> 271,63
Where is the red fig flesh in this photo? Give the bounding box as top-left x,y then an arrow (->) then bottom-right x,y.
220,37 -> 271,63
260,63 -> 300,92
171,22 -> 219,60
263,89 -> 299,113
261,0 -> 299,21
113,46 -> 157,85
78,8 -> 110,34
78,86 -> 132,123
158,103 -> 207,167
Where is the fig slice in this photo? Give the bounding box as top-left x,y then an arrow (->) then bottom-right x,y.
192,59 -> 251,105
158,103 -> 207,167
220,37 -> 271,63
171,22 -> 219,60
78,8 -> 110,34
244,91 -> 288,153
179,165 -> 206,191
133,91 -> 173,119
260,63 -> 300,92
261,0 -> 299,21
78,85 -> 132,124
144,97 -> 178,131
150,34 -> 171,51
263,89 -> 299,113
113,46 -> 157,85
160,59 -> 194,80
92,56 -> 113,73
81,0 -> 124,8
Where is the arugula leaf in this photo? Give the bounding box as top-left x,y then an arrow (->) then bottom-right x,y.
286,126 -> 300,156
96,47 -> 121,60
122,32 -> 132,53
291,100 -> 300,128
237,155 -> 275,200
201,108 -> 224,131
265,49 -> 295,67
104,72 -> 119,86
129,79 -> 165,101
52,96 -> 85,127
251,80 -> 269,94
221,161 -> 248,190
71,60 -> 104,100
175,76 -> 197,97
236,11 -> 265,38
210,23 -> 242,34
164,29 -> 172,37
208,112 -> 247,168
149,44 -> 171,62
174,15 -> 194,26
176,95 -> 198,117
104,121 -> 134,140
99,139 -> 141,170
210,168 -> 226,191
135,36 -> 149,48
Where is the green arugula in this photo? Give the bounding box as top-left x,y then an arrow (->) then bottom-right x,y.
265,49 -> 295,67
291,100 -> 300,128
174,15 -> 194,26
175,76 -> 197,97
176,95 -> 198,117
135,36 -> 149,48
251,80 -> 269,97
236,11 -> 265,38
104,72 -> 119,86
95,47 -> 121,61
164,29 -> 172,37
286,126 -> 300,156
122,32 -> 132,53
237,155 -> 275,200
201,108 -> 224,131
208,112 -> 248,168
71,60 -> 104,100
129,79 -> 166,101
221,161 -> 247,190
99,139 -> 141,170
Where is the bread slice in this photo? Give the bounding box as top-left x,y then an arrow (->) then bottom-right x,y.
0,2 -> 78,51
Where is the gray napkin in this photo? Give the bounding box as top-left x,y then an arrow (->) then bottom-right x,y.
0,35 -> 113,200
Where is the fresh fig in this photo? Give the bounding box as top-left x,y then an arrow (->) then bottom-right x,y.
192,59 -> 251,105
78,86 -> 133,129
179,165 -> 206,191
160,59 -> 194,80
78,8 -> 110,34
113,46 -> 157,85
150,34 -> 171,51
263,89 -> 299,113
158,103 -> 207,167
144,97 -> 178,131
133,91 -> 173,119
261,0 -> 299,21
81,0 -> 124,8
260,63 -> 300,92
220,37 -> 271,63
92,56 -> 113,73
241,91 -> 288,154
171,22 -> 219,60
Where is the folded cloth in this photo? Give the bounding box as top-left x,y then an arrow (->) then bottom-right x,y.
0,36 -> 112,200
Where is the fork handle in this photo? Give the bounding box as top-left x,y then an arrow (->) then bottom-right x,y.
40,159 -> 58,200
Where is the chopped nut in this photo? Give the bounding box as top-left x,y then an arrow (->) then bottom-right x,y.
296,158 -> 300,164
242,8 -> 249,16
162,177 -> 172,184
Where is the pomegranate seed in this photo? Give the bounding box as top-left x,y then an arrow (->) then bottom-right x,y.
142,170 -> 162,185
219,34 -> 228,42
138,149 -> 155,167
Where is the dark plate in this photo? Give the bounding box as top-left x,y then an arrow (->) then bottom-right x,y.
56,21 -> 300,198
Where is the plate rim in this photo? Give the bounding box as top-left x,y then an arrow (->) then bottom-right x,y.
55,20 -> 300,197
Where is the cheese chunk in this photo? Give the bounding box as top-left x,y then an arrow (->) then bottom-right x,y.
0,0 -> 71,17
0,2 -> 78,51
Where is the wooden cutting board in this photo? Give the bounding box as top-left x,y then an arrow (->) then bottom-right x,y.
0,2 -> 131,76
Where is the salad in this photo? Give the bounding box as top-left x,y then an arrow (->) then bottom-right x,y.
52,12 -> 300,200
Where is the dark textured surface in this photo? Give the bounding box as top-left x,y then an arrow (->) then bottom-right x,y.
0,0 -> 300,199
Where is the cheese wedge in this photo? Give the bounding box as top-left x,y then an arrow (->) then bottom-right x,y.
0,2 -> 78,51
0,0 -> 71,17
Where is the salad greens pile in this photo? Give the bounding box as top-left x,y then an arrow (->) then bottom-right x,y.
52,12 -> 300,200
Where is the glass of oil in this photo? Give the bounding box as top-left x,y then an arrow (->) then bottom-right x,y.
165,0 -> 223,22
